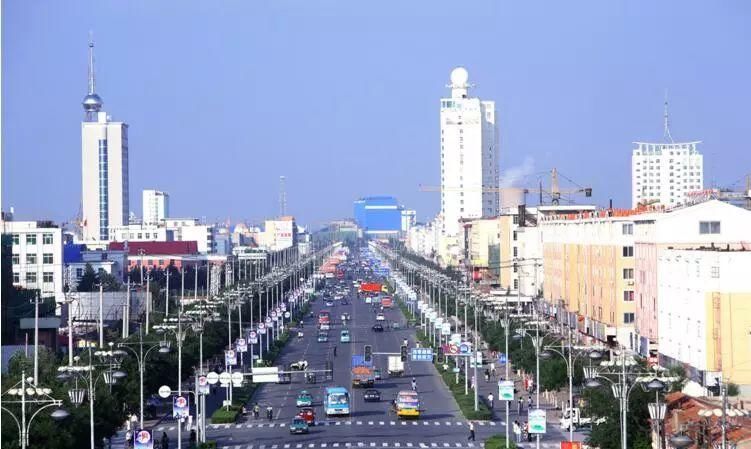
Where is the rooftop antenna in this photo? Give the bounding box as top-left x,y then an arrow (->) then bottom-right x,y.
663,89 -> 674,143
88,31 -> 96,95
82,31 -> 103,120
279,176 -> 287,217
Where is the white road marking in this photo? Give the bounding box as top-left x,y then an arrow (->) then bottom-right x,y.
370,444 -> 376,448
456,422 -> 463,426
382,444 -> 388,447
156,426 -> 164,431
489,422 -> 496,426
224,424 -> 230,429
430,444 -> 437,448
259,445 -> 266,449
284,445 -> 290,448
443,444 -> 450,447
395,444 -> 400,448
296,445 -> 302,449
279,423 -> 286,427
406,444 -> 413,448
236,424 -> 242,428
478,422 -> 485,426
434,422 -> 440,426
322,444 -> 328,448
446,422 -> 452,426
357,421 -> 363,425
455,444 -> 462,448
379,421 -> 385,425
401,422 -> 407,426
423,421 -> 429,426
368,421 -> 374,425
272,445 -> 278,449
336,421 -> 342,426
168,426 -> 175,431
390,421 -> 396,425
269,423 -> 276,428
333,444 -> 339,448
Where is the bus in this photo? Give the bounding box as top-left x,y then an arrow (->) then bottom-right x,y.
394,390 -> 420,419
318,310 -> 331,330
324,387 -> 350,416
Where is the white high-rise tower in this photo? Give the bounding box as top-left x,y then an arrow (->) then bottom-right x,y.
142,190 -> 170,225
440,67 -> 499,237
81,37 -> 130,241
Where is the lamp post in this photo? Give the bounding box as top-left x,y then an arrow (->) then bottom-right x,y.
57,346 -> 127,449
117,326 -> 171,427
1,371 -> 69,449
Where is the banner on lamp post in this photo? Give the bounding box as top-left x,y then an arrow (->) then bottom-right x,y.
134,429 -> 154,449
225,350 -> 237,366
172,395 -> 189,419
498,380 -> 514,401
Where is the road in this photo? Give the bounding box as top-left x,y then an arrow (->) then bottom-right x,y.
153,269 -> 581,449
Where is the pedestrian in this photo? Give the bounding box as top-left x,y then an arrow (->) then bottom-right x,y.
512,421 -> 521,443
517,397 -> 523,414
488,392 -> 494,409
526,421 -> 533,442
490,363 -> 496,377
334,346 -> 338,357
484,370 -> 490,382
528,395 -> 533,410
161,432 -> 170,449
467,421 -> 475,441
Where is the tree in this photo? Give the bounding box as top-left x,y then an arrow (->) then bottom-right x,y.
77,263 -> 98,291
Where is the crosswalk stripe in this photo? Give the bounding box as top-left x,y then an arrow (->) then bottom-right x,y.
468,444 -> 475,448
156,426 -> 164,431
346,421 -> 352,425
333,444 -> 339,448
382,444 -> 388,447
406,444 -> 413,448
168,427 -> 175,431
279,423 -> 286,428
225,424 -> 230,429
370,444 -> 376,448
322,444 -> 328,448
478,422 -> 486,426
236,424 -> 242,428
395,444 -> 400,447
490,422 -> 496,426
309,445 -> 314,448
336,421 -> 342,426
443,444 -> 450,447
423,422 -> 429,426
368,421 -> 374,425
455,444 -> 462,448
260,445 -> 265,449
270,423 -> 276,428
357,421 -> 363,425
431,444 -> 437,448
284,445 -> 290,448
379,421 -> 384,425
434,422 -> 440,425
390,421 -> 396,425
401,422 -> 407,426
419,444 -> 427,448
456,422 -> 463,426
272,445 -> 278,449
296,444 -> 302,448
446,421 -> 452,426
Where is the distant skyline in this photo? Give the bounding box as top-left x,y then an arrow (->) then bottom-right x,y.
3,1 -> 751,226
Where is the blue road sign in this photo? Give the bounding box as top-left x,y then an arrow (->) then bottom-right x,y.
498,353 -> 507,365
410,347 -> 434,362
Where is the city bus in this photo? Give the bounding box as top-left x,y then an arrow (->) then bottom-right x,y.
394,390 -> 420,419
318,310 -> 331,330
324,387 -> 350,416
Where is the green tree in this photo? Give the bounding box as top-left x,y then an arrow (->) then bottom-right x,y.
77,263 -> 98,291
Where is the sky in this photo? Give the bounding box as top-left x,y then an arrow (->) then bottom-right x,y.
3,1 -> 751,227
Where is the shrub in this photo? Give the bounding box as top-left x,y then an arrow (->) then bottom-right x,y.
210,405 -> 241,424
484,435 -> 517,449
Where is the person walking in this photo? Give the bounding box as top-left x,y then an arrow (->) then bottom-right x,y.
517,397 -> 523,414
161,432 -> 170,449
526,421 -> 533,442
513,421 -> 521,443
467,421 -> 475,441
484,369 -> 490,382
411,377 -> 417,392
527,395 -> 533,410
490,363 -> 496,377
487,392 -> 494,410
334,346 -> 338,357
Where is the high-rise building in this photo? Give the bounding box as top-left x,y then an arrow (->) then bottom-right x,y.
81,38 -> 129,241
142,189 -> 170,225
440,67 -> 499,238
631,101 -> 703,208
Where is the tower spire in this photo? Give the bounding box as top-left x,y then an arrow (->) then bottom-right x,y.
82,31 -> 103,119
663,89 -> 674,143
88,31 -> 96,95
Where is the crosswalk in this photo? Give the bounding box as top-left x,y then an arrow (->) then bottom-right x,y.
220,442 -> 483,449
190,420 -> 503,432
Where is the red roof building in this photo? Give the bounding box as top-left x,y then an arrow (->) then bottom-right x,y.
108,241 -> 200,269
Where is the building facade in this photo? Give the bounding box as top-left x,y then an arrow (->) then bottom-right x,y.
81,40 -> 129,242
631,141 -> 703,208
142,189 -> 169,225
440,67 -> 499,238
261,216 -> 297,251
164,219 -> 215,254
109,224 -> 173,242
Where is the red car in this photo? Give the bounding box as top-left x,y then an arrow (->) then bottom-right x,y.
296,407 -> 315,426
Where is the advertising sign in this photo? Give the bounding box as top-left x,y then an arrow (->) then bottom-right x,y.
198,375 -> 209,395
225,349 -> 237,366
450,333 -> 462,344
441,322 -> 451,335
236,338 -> 247,353
498,380 -> 515,401
172,395 -> 189,419
258,323 -> 266,334
248,330 -> 258,345
528,409 -> 547,434
134,429 -> 153,449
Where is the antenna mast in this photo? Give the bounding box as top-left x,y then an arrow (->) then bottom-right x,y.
279,176 -> 287,217
663,89 -> 674,143
88,31 -> 96,95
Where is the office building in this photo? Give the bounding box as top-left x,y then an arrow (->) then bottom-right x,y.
164,218 -> 215,254
260,216 -> 297,251
632,139 -> 703,208
109,224 -> 173,242
142,189 -> 169,225
81,39 -> 129,241
440,67 -> 499,238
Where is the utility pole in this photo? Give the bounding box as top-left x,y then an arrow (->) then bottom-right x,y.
145,272 -> 151,335
97,281 -> 104,348
165,269 -> 171,316
32,292 -> 41,384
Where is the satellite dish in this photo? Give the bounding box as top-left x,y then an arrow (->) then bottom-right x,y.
450,67 -> 469,86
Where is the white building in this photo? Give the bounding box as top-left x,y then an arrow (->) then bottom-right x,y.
109,224 -> 172,242
401,209 -> 416,235
81,39 -> 129,242
440,67 -> 499,238
65,247 -> 129,286
142,190 -> 169,225
260,216 -> 297,251
2,218 -> 65,303
631,141 -> 703,208
164,218 -> 215,254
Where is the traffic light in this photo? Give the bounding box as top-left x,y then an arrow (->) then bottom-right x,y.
400,345 -> 407,362
437,346 -> 444,363
364,345 -> 372,363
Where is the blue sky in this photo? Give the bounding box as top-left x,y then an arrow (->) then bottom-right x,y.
3,1 -> 750,227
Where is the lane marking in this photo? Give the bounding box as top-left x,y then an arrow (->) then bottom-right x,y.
379,421 -> 385,425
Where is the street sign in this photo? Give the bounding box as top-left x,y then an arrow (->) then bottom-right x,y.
529,409 -> 547,434
206,372 -> 219,385
172,395 -> 189,418
219,372 -> 231,385
225,349 -> 237,366
284,311 -> 291,318
198,376 -> 209,395
158,385 -> 171,399
498,380 -> 514,401
498,353 -> 507,365
231,371 -> 244,386
410,347 -> 434,362
459,342 -> 472,355
236,338 -> 247,353
441,322 -> 451,335
251,367 -> 279,383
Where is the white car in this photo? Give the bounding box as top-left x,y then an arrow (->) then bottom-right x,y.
376,313 -> 385,322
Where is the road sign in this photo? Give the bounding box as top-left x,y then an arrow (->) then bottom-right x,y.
271,311 -> 277,319
498,353 -> 507,365
284,311 -> 291,318
249,331 -> 257,339
441,322 -> 451,335
410,347 -> 434,362
499,380 -> 514,401
529,409 -> 547,434
459,342 -> 472,355
172,395 -> 189,418
225,350 -> 237,366
206,372 -> 219,385
231,371 -> 244,385
158,385 -> 171,399
251,367 -> 279,383
219,372 -> 231,385
258,323 -> 265,330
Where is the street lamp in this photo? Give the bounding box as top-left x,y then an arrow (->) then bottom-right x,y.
1,371 -> 69,449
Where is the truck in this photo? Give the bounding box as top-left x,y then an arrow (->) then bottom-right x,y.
387,356 -> 404,376
559,407 -> 606,431
360,282 -> 382,293
351,355 -> 375,387
381,296 -> 393,308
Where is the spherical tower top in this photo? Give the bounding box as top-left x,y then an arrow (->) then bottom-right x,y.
450,67 -> 469,87
82,93 -> 103,112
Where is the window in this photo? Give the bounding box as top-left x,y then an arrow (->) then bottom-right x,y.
513,263 -> 518,273
26,272 -> 37,283
26,234 -> 37,245
12,254 -> 20,265
76,268 -> 84,278
623,268 -> 634,279
513,215 -> 519,224
513,247 -> 518,257
623,313 -> 635,324
26,254 -> 37,265
513,231 -> 517,241
622,224 -> 633,235
43,253 -> 53,264
43,233 -> 53,244
623,291 -> 634,302
711,266 -> 720,278
43,272 -> 54,283
699,221 -> 721,234
12,234 -> 20,245
513,279 -> 518,289
622,246 -> 634,257
13,272 -> 20,283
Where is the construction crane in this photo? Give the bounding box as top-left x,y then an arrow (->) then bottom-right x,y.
419,168 -> 592,206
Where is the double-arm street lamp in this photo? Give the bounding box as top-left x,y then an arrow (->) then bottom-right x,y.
57,345 -> 127,449
1,371 -> 69,449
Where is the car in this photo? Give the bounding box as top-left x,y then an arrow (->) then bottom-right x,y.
372,323 -> 384,332
289,417 -> 309,434
341,313 -> 350,321
363,389 -> 381,402
296,391 -> 313,407
325,300 -> 334,307
341,300 -> 349,305
290,360 -> 309,371
373,369 -> 382,381
376,313 -> 385,321
297,407 -> 316,425
340,330 -> 351,343
317,332 -> 329,343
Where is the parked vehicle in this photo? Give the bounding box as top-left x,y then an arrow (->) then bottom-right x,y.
559,407 -> 606,431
